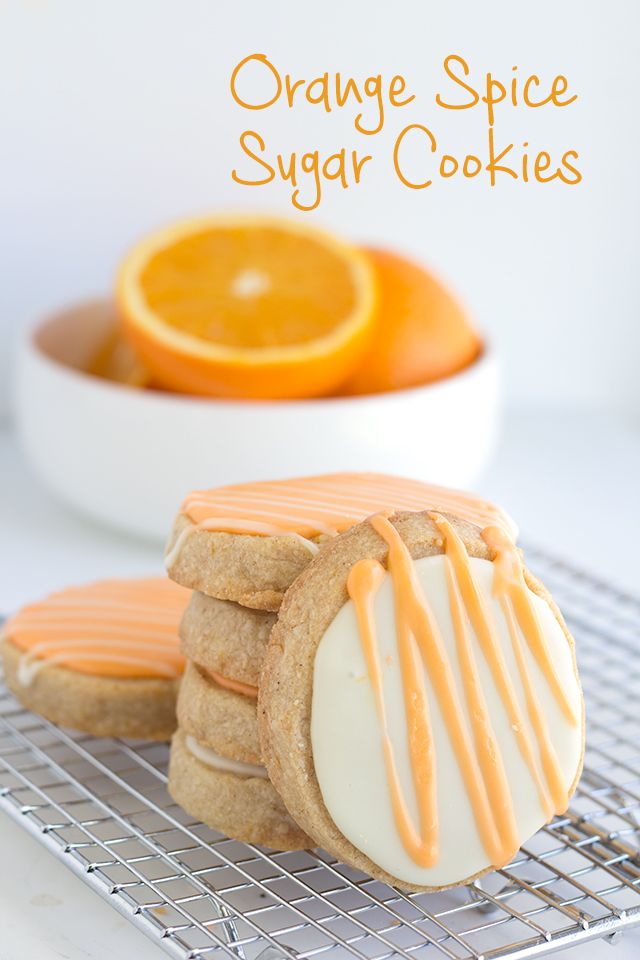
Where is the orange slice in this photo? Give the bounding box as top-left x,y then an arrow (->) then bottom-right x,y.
341,248 -> 482,395
116,215 -> 377,399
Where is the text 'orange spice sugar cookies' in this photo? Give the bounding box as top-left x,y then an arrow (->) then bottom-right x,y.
258,511 -> 585,891
2,577 -> 189,740
165,473 -> 517,610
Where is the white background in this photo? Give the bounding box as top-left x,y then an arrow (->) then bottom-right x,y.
1,0 -> 639,415
1,4 -> 640,958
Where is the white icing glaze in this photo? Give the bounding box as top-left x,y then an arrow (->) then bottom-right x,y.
310,555 -> 583,887
185,735 -> 268,779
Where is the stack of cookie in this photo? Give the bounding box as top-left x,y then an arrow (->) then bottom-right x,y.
165,472 -> 518,852
166,561 -> 311,850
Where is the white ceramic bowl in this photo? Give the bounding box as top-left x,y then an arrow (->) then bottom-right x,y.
15,300 -> 500,542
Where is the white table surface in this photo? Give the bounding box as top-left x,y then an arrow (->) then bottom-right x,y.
1,407 -> 639,960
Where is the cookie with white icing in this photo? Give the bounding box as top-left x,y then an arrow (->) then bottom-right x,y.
170,630 -> 309,849
168,729 -> 311,850
258,511 -> 584,891
1,577 -> 188,740
165,473 -> 517,611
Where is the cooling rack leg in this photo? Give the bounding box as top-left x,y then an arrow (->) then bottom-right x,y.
605,931 -> 625,946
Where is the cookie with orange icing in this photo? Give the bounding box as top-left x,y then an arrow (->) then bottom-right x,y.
169,593 -> 308,849
180,592 -> 275,689
2,577 -> 189,740
176,661 -> 261,763
165,473 -> 517,611
168,729 -> 311,850
169,664 -> 309,849
258,511 -> 584,891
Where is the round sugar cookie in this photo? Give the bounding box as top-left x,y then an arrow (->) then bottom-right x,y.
168,729 -> 311,851
2,638 -> 180,740
2,577 -> 189,740
167,515 -> 316,610
176,661 -> 261,764
181,592 -> 275,686
258,511 -> 585,891
165,473 -> 517,611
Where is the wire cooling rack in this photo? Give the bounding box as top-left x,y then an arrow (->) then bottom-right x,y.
1,545 -> 640,960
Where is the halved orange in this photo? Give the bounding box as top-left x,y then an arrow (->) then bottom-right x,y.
116,215 -> 377,399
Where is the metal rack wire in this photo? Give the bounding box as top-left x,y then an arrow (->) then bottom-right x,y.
1,544 -> 640,960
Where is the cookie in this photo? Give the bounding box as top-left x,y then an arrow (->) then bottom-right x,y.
176,660 -> 261,764
180,592 -> 275,687
259,510 -> 584,891
165,472 -> 517,610
1,577 -> 189,740
168,729 -> 311,850
172,598 -> 306,848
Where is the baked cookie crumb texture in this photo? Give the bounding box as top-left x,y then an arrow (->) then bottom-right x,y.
170,594 -> 310,850
259,510 -> 585,891
168,729 -> 312,850
180,592 -> 275,687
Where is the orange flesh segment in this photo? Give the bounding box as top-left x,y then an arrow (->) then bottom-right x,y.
139,227 -> 358,348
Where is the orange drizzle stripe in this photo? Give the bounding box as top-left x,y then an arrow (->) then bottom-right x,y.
203,668 -> 259,699
192,488 -> 477,521
16,606 -> 185,620
429,513 -> 554,816
348,558 -> 438,868
481,526 -> 578,727
368,514 -> 507,867
194,516 -> 338,538
179,473 -> 516,540
6,577 -> 189,680
20,652 -> 182,680
18,639 -> 183,658
10,626 -> 182,641
499,595 -> 568,815
442,557 -> 522,851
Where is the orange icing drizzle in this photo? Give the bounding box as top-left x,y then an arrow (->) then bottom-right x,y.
5,578 -> 189,680
348,558 -> 438,867
430,513 -> 553,819
202,667 -> 259,698
347,512 -> 577,870
178,473 -> 517,541
482,525 -> 577,726
482,524 -> 574,813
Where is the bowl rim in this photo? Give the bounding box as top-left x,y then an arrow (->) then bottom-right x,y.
22,300 -> 496,411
